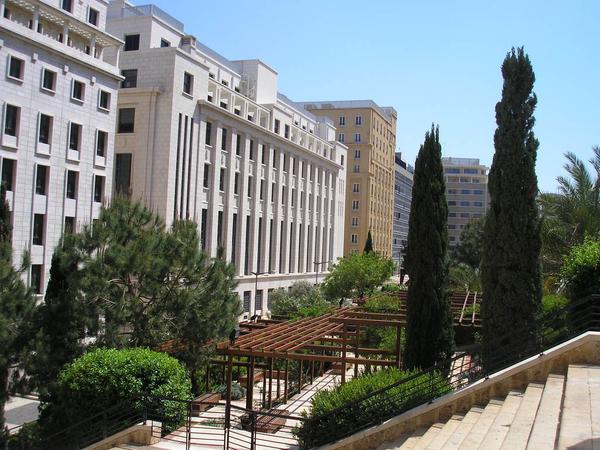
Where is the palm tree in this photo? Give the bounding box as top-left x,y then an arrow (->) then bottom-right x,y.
539,146 -> 600,281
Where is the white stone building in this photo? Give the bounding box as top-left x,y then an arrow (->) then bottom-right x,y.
0,0 -> 122,294
106,1 -> 347,317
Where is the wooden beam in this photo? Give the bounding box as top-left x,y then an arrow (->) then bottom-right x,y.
330,317 -> 404,326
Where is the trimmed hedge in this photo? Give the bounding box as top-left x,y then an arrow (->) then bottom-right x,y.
297,368 -> 451,448
561,237 -> 600,299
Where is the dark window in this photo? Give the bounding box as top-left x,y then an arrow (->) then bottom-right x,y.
88,8 -> 98,25
4,104 -> 18,136
217,211 -> 223,247
42,69 -> 56,91
31,265 -> 43,294
66,170 -> 78,199
205,121 -> 212,146
260,180 -> 264,200
219,168 -> 226,191
284,124 -> 290,139
231,213 -> 238,265
71,80 -> 85,101
69,123 -> 81,150
247,176 -> 253,198
8,56 -> 23,80
260,144 -> 265,164
64,216 -> 75,234
32,214 -> 44,245
38,114 -> 52,144
200,208 -> 208,251
1,159 -> 15,191
61,0 -> 72,12
249,140 -> 254,161
243,291 -> 251,312
274,119 -> 280,134
35,165 -> 48,195
99,90 -> 110,110
235,135 -> 241,156
124,34 -> 140,51
117,108 -> 135,133
203,164 -> 210,188
255,289 -> 263,312
221,128 -> 227,150
234,172 -> 239,195
160,39 -> 170,48
96,130 -> 107,157
183,72 -> 193,95
114,154 -> 132,197
271,182 -> 275,202
94,175 -> 104,203
121,69 -> 137,88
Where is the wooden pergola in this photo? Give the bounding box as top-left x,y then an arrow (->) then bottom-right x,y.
216,307 -> 403,411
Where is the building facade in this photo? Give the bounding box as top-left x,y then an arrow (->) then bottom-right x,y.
299,101 -> 396,257
106,1 -> 347,317
392,152 -> 413,272
442,157 -> 489,246
0,0 -> 122,294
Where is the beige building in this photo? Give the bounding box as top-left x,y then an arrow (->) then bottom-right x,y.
442,157 -> 489,246
300,101 -> 396,257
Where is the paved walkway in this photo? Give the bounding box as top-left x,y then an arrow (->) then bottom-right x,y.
4,395 -> 40,434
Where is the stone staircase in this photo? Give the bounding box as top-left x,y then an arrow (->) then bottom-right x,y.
377,364 -> 600,449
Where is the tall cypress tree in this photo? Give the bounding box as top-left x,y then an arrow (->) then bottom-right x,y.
404,126 -> 454,370
481,48 -> 542,364
363,230 -> 374,253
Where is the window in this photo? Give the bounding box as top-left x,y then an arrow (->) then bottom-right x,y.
460,177 -> 470,183
355,115 -> 362,125
473,201 -> 484,207
88,7 -> 99,26
243,291 -> 251,313
235,135 -> 241,155
353,164 -> 360,173
68,123 -> 81,150
281,186 -> 285,205
219,168 -> 226,191
460,201 -> 470,207
183,72 -> 193,95
71,80 -> 85,102
114,154 -> 132,197
32,214 -> 44,245
354,149 -> 361,159
94,175 -> 104,203
448,212 -> 456,218
448,201 -> 456,206
341,155 -> 344,166
64,216 -> 75,234
448,224 -> 456,230
351,234 -> 358,244
352,200 -> 359,210
260,144 -> 265,164
98,90 -> 110,110
271,182 -> 275,202
121,69 -> 137,88
4,104 -> 19,137
221,79 -> 229,86
472,178 -> 481,183
209,72 -> 215,79
464,168 -> 478,174
38,114 -> 52,145
461,189 -> 471,195
234,172 -> 239,195
284,124 -> 290,139
35,165 -> 48,195
460,213 -> 470,218
351,217 -> 358,227
474,189 -> 484,195
247,176 -> 253,198
66,170 -> 78,199
124,34 -> 140,51
354,133 -> 361,143
249,140 -> 255,160
205,122 -> 212,146
338,133 -> 345,143
1,159 -> 15,191
160,39 -> 170,48
8,56 -> 24,81
260,180 -> 265,200
274,119 -> 280,135
96,130 -> 107,157
61,0 -> 72,12
203,164 -> 210,188
220,128 -> 228,151
31,265 -> 43,294
447,189 -> 457,195
445,168 -> 460,174
339,116 -> 345,126
353,183 -> 360,193
117,108 -> 135,133
42,68 -> 56,92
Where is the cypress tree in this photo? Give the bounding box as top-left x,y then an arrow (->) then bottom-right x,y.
363,230 -> 374,253
404,126 -> 454,370
481,48 -> 542,365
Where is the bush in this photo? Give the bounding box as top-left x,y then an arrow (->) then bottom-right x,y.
41,348 -> 191,435
271,282 -> 333,319
381,283 -> 402,293
363,294 -> 400,313
215,382 -> 246,400
541,294 -> 568,315
297,368 -> 451,448
561,237 -> 600,299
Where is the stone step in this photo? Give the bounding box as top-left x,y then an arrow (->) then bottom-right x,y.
527,373 -> 565,449
378,427 -> 427,450
476,390 -> 523,450
558,364 -> 592,449
588,366 -> 600,445
424,414 -> 464,449
500,382 -> 544,450
459,398 -> 504,449
411,423 -> 443,449
441,405 -> 484,449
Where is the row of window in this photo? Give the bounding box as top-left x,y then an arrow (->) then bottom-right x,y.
446,176 -> 483,184
447,189 -> 485,195
448,212 -> 484,219
339,115 -> 362,126
444,167 -> 484,175
337,133 -> 362,143
447,200 -> 484,207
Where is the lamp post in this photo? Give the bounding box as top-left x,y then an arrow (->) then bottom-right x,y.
313,260 -> 331,285
251,270 -> 273,315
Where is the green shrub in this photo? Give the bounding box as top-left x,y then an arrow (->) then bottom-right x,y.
561,237 -> 600,299
297,368 -> 451,448
215,382 -> 246,400
363,294 -> 400,313
541,294 -> 568,315
271,281 -> 333,319
381,283 -> 402,293
41,348 -> 191,435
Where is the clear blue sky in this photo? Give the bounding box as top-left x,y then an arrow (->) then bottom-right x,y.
144,0 -> 599,193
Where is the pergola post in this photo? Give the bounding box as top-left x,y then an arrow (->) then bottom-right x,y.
276,368 -> 281,400
262,362 -> 267,408
341,324 -> 347,384
284,359 -> 289,403
298,360 -> 303,393
268,357 -> 274,408
225,355 -> 233,428
354,324 -> 360,378
246,356 -> 255,410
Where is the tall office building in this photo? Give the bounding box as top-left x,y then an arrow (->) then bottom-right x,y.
299,101 -> 396,257
106,1 -> 347,317
442,157 -> 489,246
392,152 -> 413,271
0,0 -> 122,295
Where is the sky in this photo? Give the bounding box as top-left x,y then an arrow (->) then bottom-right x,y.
144,0 -> 599,193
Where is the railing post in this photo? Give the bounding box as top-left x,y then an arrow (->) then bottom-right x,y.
186,401 -> 192,450
250,410 -> 257,450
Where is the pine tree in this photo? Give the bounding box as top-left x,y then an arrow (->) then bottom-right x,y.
481,48 -> 542,365
404,125 -> 454,370
363,230 -> 374,253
